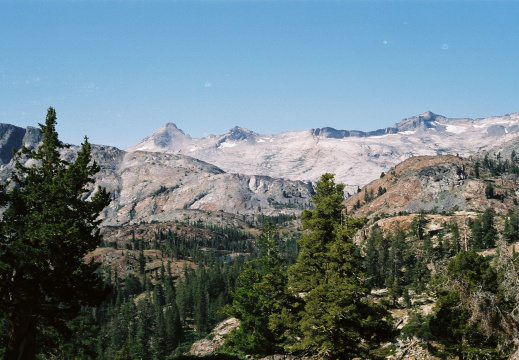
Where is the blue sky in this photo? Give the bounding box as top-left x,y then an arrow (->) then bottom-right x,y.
1,1 -> 518,149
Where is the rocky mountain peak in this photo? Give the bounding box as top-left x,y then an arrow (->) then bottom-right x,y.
163,122 -> 184,133
222,126 -> 257,142
311,127 -> 350,139
394,111 -> 444,132
125,122 -> 191,152
125,110 -> 519,192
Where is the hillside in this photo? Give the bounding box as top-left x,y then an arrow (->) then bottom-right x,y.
0,128 -> 314,227
344,154 -> 518,218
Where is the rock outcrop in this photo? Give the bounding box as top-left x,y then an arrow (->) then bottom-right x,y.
188,318 -> 240,357
345,155 -> 516,218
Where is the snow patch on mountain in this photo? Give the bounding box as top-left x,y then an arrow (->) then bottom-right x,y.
126,111 -> 519,192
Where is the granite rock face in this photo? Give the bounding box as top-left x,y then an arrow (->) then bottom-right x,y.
345,154 -> 517,220
0,133 -> 314,226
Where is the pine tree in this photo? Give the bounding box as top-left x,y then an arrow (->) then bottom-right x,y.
225,221 -> 289,356
430,250 -> 500,359
287,173 -> 395,359
164,303 -> 182,352
194,269 -> 209,337
0,108 -> 111,360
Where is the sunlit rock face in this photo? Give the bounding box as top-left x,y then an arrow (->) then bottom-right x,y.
0,133 -> 314,226
127,111 -> 519,193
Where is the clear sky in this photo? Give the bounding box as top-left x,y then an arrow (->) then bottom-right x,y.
1,0 -> 518,149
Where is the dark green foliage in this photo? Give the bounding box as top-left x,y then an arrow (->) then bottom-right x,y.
194,269 -> 210,336
449,220 -> 462,255
352,199 -> 361,210
364,187 -> 375,203
364,223 -> 432,298
0,108 -> 111,360
485,182 -> 495,199
171,355 -> 242,360
400,312 -> 432,341
470,207 -> 498,249
446,249 -> 497,292
410,210 -> 428,240
224,221 -> 290,356
474,160 -> 480,178
364,225 -> 390,288
504,207 -> 519,244
287,174 -> 396,359
430,291 -> 475,358
429,250 -> 503,359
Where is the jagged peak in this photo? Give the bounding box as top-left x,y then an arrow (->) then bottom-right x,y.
222,126 -> 257,141
159,122 -> 187,136
420,111 -> 437,120
394,111 -> 446,131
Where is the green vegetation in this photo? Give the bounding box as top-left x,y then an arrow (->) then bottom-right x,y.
223,221 -> 289,356
285,174 -> 395,359
0,108 -> 111,360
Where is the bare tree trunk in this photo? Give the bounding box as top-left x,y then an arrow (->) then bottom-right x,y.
4,302 -> 37,360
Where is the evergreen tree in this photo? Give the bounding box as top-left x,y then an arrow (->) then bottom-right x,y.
410,210 -> 428,240
287,174 -> 395,359
225,221 -> 289,356
164,303 -> 182,353
194,269 -> 209,337
470,208 -> 498,249
450,220 -> 461,254
474,160 -> 481,178
430,250 -> 500,359
485,182 -> 495,199
364,225 -> 388,288
0,108 -> 111,360
504,208 -> 519,244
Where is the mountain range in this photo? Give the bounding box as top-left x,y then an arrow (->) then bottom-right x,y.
127,111 -> 519,193
1,110 -> 519,226
0,124 -> 313,226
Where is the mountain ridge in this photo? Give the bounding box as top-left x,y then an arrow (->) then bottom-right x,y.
0,130 -> 314,228
126,110 -> 519,192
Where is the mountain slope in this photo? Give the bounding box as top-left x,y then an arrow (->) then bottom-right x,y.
0,132 -> 314,227
127,111 -> 519,192
344,155 -> 517,218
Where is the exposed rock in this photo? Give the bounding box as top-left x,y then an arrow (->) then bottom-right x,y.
390,339 -> 441,360
256,356 -> 312,360
188,318 -> 239,357
0,124 -> 26,165
0,137 -> 314,227
345,155 -> 516,218
126,110 -> 519,193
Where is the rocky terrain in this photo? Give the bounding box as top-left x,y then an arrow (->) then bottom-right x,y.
344,155 -> 518,218
127,111 -> 519,193
1,110 -> 519,228
0,125 -> 314,227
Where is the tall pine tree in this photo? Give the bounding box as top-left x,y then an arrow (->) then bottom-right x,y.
0,108 -> 111,360
287,173 -> 395,359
